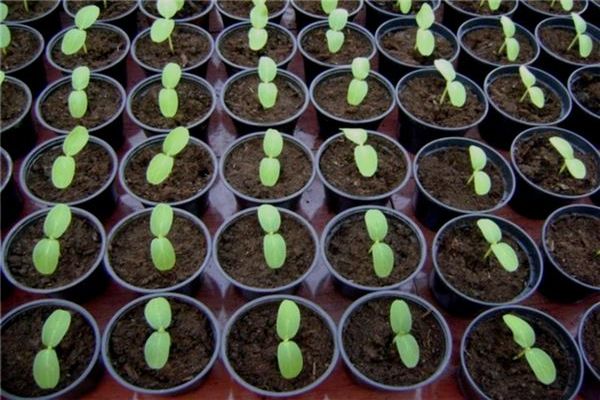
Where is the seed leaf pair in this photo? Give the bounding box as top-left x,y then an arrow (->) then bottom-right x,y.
498,16 -> 520,62
146,126 -> 190,185
51,126 -> 90,189
342,128 -> 378,177
149,204 -> 176,271
258,205 -> 287,269
159,63 -> 181,118
519,66 -> 545,108
33,310 -> 71,389
390,300 -> 419,368
365,209 -> 394,278
347,57 -> 369,106
258,56 -> 278,109
0,3 -> 10,54
259,129 -> 283,187
568,13 -> 593,58
548,136 -> 586,179
61,5 -> 99,55
276,300 -> 303,379
396,0 -> 413,14
248,1 -> 268,51
550,0 -> 574,11
68,66 -> 90,119
144,297 -> 172,369
415,4 -> 435,56
467,145 -> 491,196
326,8 -> 348,53
321,0 -> 338,14
479,0 -> 501,11
435,59 -> 466,107
476,218 -> 519,272
32,205 -> 72,275
150,0 -> 184,52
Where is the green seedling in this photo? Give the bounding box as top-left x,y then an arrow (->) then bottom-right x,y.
347,57 -> 369,106
326,8 -> 348,53
548,136 -> 587,179
259,128 -> 283,187
248,0 -> 268,51
549,0 -> 573,11
396,0 -> 413,14
498,16 -> 520,62
146,126 -> 190,185
0,70 -> 4,85
32,205 -> 72,275
476,218 -> 519,272
144,297 -> 172,369
518,65 -> 545,108
321,0 -> 338,14
467,145 -> 491,196
415,4 -> 435,56
502,314 -> 557,385
365,209 -> 394,278
0,3 -> 10,55
479,0 -> 501,11
276,300 -> 303,379
390,300 -> 419,368
150,0 -> 184,53
33,309 -> 71,389
159,62 -> 181,118
68,66 -> 90,119
51,126 -> 90,189
342,128 -> 378,177
434,59 -> 466,107
258,204 -> 286,269
150,204 -> 176,271
568,13 -> 593,58
258,56 -> 278,109
61,5 -> 99,55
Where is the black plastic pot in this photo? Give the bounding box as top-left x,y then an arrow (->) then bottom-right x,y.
430,214 -> 543,315
510,127 -> 600,219
216,0 -> 290,27
442,0 -> 518,32
516,0 -> 589,32
567,66 -> 599,146
0,148 -> 21,229
63,0 -> 139,38
3,23 -> 46,95
0,75 -> 34,158
364,0 -> 441,33
593,188 -> 600,205
4,0 -> 61,38
585,0 -> 599,20
578,302 -> 600,384
480,65 -> 572,150
291,0 -> 364,30
413,137 -> 516,231
138,0 -> 214,30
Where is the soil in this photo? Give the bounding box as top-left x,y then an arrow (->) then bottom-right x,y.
143,0 -> 210,19
436,221 -> 531,302
0,26 -> 41,71
314,73 -> 392,120
465,312 -> 578,400
301,26 -> 373,65
1,306 -> 96,397
546,214 -> 600,286
399,76 -> 485,127
326,213 -> 421,287
219,25 -> 293,67
224,136 -> 312,199
320,134 -> 407,196
0,80 -> 28,127
582,306 -> 600,375
5,214 -> 102,289
572,71 -> 600,115
5,0 -> 56,20
514,131 -> 599,195
371,0 -> 434,14
463,27 -> 536,64
525,0 -> 586,14
50,27 -> 127,70
108,213 -> 207,289
417,147 -> 506,210
225,74 -> 305,123
380,28 -> 455,66
343,297 -> 446,386
67,0 -> 136,19
218,0 -> 285,18
217,212 -> 314,288
227,301 -> 334,392
296,0 -> 360,15
124,142 -> 214,202
538,27 -> 600,64
108,299 -> 215,389
451,0 -> 516,15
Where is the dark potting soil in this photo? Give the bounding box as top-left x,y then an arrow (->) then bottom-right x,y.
108,214 -> 207,289
582,306 -> 600,375
572,71 -> 600,115
301,26 -> 373,65
546,214 -> 600,286
227,301 -> 333,392
143,0 -> 210,19
343,297 -> 446,386
1,306 -> 95,397
5,214 -> 102,289
108,299 -> 215,390
124,142 -> 214,202
50,27 -> 127,70
26,142 -> 113,202
380,28 -> 455,66
0,26 -> 40,71
217,212 -> 314,288
326,213 -> 421,287
437,222 -> 531,302
525,0 -> 586,14
314,74 -> 392,120
224,136 -> 312,199
67,0 -> 136,19
514,132 -> 599,195
219,25 -> 293,67
451,0 -> 516,15
0,80 -> 27,127
465,312 -> 578,400
463,27 -> 536,64
5,0 -> 55,20
320,134 -> 407,196
296,0 -> 360,15
399,76 -> 485,127
371,0 -> 434,14
539,27 -> 600,64
218,0 -> 285,17
417,147 -> 505,210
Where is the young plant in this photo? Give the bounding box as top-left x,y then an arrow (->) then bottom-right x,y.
0,3 -> 10,55
248,0 -> 268,51
415,3 -> 435,57
390,300 -> 419,368
476,218 -> 519,272
502,314 -> 557,385
518,65 -> 545,109
146,126 -> 190,185
365,209 -> 394,278
326,8 -> 348,54
498,16 -> 520,62
150,0 -> 184,53
61,5 -> 100,55
257,204 -> 286,269
259,128 -> 283,187
258,56 -> 278,109
33,309 -> 71,389
150,204 -> 176,271
276,300 -> 303,379
321,0 -> 338,14
68,66 -> 90,119
568,13 -> 593,58
159,62 -> 181,118
467,145 -> 491,196
548,136 -> 587,179
549,0 -> 573,11
32,205 -> 72,275
144,297 -> 172,370
51,126 -> 90,189
347,57 -> 370,106
434,59 -> 466,107
342,128 -> 378,177
396,0 -> 413,14
478,0 -> 501,11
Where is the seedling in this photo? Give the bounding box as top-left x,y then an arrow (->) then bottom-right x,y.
549,0 -> 573,11
467,145 -> 491,196
257,204 -> 286,269
0,3 -> 10,55
321,0 -> 338,14
0,70 -> 4,85
150,0 -> 184,53
248,0 -> 268,51
258,56 -> 278,109
347,57 -> 369,106
476,218 -> 519,272
51,126 -> 90,189
259,128 -> 283,187
518,65 -> 545,109
146,126 -> 190,185
365,209 -> 395,278
502,314 -> 557,385
548,136 -> 587,179
276,300 -> 303,379
396,0 -> 413,14
144,297 -> 172,369
33,309 -> 71,389
61,5 -> 99,55
32,205 -> 72,275
415,3 -> 435,57
326,8 -> 348,54
478,0 -> 501,11
434,59 -> 466,107
149,204 -> 176,271
342,128 -> 378,177
390,300 -> 419,368
159,62 -> 181,118
568,13 -> 592,58
68,66 -> 90,119
498,16 -> 520,62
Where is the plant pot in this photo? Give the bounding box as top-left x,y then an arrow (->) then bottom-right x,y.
442,0 -> 518,32
316,131 -> 411,211
222,294 -> 339,397
566,66 -> 599,145
1,23 -> 46,95
138,0 -> 214,30
220,131 -> 316,209
3,0 -> 61,38
578,302 -> 600,385
585,0 -> 599,20
0,298 -> 102,400
63,0 -> 139,38
459,305 -> 584,400
1,207 -> 108,300
221,68 -> 309,135
516,0 -> 589,32
395,68 -> 488,153
338,291 -> 452,390
119,135 -> 218,215
364,0 -> 441,33
480,65 -> 572,150
0,75 -> 34,158
102,293 -> 220,395
291,0 -> 363,31
0,148 -> 21,229
430,214 -> 543,315
321,206 -> 426,298
509,127 -> 600,219
216,0 -> 290,27
213,206 -> 318,299
104,207 -> 212,295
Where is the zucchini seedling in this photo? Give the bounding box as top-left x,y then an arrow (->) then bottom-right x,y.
342,128 -> 378,177
434,59 -> 466,107
390,300 -> 419,368
0,3 -> 10,55
326,8 -> 348,54
61,5 -> 100,55
321,0 -> 338,14
467,145 -> 491,196
248,0 -> 268,51
32,204 -> 72,275
276,300 -> 303,379
259,128 -> 283,187
568,13 -> 593,58
150,0 -> 184,53
478,0 -> 501,11
257,204 -> 286,269
144,297 -> 172,369
159,62 -> 182,119
146,126 -> 190,185
548,136 -> 587,179
257,56 -> 278,109
51,126 -> 90,189
498,16 -> 520,62
415,3 -> 435,57
68,66 -> 91,119
548,0 -> 573,11
365,209 -> 395,278
149,204 -> 176,271
518,65 -> 545,109
395,0 -> 415,14
33,309 -> 71,389
347,57 -> 370,106
476,218 -> 519,272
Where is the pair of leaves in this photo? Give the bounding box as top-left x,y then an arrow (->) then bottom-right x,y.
415,4 -> 435,56
51,126 -> 90,189
157,0 -> 184,18
519,66 -> 545,108
321,0 -> 338,14
33,310 -> 72,389
435,59 -> 466,107
551,0 -> 574,11
258,205 -> 287,268
569,13 -> 593,58
150,204 -> 176,271
0,3 -> 10,51
144,297 -> 172,369
146,126 -> 190,185
479,0 -> 501,11
248,3 -> 268,50
61,5 -> 99,55
32,205 -> 72,275
347,57 -> 370,106
365,209 -> 395,278
476,218 -> 519,272
258,57 -> 278,108
467,145 -> 491,196
150,0 -> 183,46
499,16 -> 520,61
326,8 -> 348,53
259,129 -> 283,187
68,66 -> 91,118
390,300 -> 420,368
396,0 -> 413,14
158,63 -> 182,118
343,128 -> 378,177
548,136 -> 587,179
276,300 -> 303,379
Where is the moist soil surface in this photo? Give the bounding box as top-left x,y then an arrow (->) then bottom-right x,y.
218,0 -> 285,17
465,312 -> 578,400
217,212 -> 314,288
399,76 -> 484,127
124,142 -> 214,202
301,26 -> 373,65
343,297 -> 446,386
108,299 -> 214,389
525,0 -> 586,14
296,0 -> 360,15
224,136 -> 312,199
380,28 -> 455,66
0,80 -> 27,127
143,0 -> 210,18
6,0 -> 55,20
582,307 -> 600,375
67,0 -> 136,19
109,213 -> 206,289
417,147 -> 506,210
320,134 -> 407,196
514,131 -> 599,195
572,71 -> 600,115
326,213 -> 421,287
219,25 -> 293,67
51,27 -> 127,70
451,0 -> 516,15
0,26 -> 41,71
227,301 -> 334,392
436,221 -> 531,302
1,306 -> 95,397
463,27 -> 536,64
371,0 -> 434,14
539,27 -> 600,64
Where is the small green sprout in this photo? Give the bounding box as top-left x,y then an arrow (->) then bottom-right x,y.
144,297 -> 172,370
23,0 -> 30,13
51,126 -> 90,189
321,0 -> 338,14
276,300 -> 303,379
0,70 -> 4,85
248,1 -> 268,51
33,309 -> 71,389
149,204 -> 176,271
498,16 -> 520,62
365,209 -> 395,278
518,65 -> 545,108
549,0 -> 573,11
159,63 -> 181,118
415,4 -> 435,57
476,218 -> 519,272
258,56 -> 278,109
479,0 -> 502,11
61,5 -> 99,55
342,128 -> 378,177
434,59 -> 466,107
396,0 -> 413,14
502,314 -> 557,385
326,8 -> 348,54
32,205 -> 72,275
68,66 -> 90,119
146,126 -> 190,185
548,136 -> 587,179
467,145 -> 491,196
568,13 -> 593,58
257,204 -> 286,269
259,128 -> 283,187
390,300 -> 419,368
0,3 -> 10,55
150,0 -> 184,53
347,57 -> 369,106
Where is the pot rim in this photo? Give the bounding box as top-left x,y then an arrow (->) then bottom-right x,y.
63,0 -> 139,22
291,0 -> 364,19
2,23 -> 45,74
215,0 -> 290,23
0,148 -> 13,191
0,75 -> 33,133
4,0 -> 61,24
137,0 -> 214,22
577,301 -> 600,381
567,65 -> 600,121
